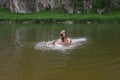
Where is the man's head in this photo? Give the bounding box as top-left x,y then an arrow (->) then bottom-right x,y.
60,30 -> 67,38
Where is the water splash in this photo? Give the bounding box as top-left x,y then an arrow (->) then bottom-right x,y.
34,38 -> 87,51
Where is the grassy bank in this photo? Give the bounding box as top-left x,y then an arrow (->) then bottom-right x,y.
0,8 -> 120,23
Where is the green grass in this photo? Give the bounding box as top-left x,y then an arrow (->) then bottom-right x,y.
0,8 -> 120,23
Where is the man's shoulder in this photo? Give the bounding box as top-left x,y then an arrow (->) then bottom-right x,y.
56,38 -> 62,43
67,38 -> 71,40
57,38 -> 61,41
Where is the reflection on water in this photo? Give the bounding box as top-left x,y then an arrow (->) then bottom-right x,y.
0,24 -> 120,80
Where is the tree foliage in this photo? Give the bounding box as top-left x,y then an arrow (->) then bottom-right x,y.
71,0 -> 83,9
92,0 -> 109,8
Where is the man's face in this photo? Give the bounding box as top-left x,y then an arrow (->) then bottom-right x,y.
61,32 -> 67,38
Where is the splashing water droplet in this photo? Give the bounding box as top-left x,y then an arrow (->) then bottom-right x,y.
34,38 -> 87,51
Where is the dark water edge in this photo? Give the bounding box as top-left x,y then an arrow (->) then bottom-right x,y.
0,20 -> 120,24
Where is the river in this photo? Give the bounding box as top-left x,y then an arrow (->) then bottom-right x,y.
0,23 -> 120,80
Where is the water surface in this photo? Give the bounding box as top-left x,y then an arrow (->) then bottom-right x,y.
0,23 -> 120,80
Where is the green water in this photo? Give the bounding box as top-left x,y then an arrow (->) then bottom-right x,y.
0,23 -> 120,80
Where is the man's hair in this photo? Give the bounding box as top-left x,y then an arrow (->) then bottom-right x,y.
60,30 -> 66,34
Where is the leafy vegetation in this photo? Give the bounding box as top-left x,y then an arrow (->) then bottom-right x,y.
0,8 -> 120,23
71,0 -> 120,13
92,0 -> 109,8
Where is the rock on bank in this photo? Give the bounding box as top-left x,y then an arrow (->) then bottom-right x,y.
1,0 -> 73,13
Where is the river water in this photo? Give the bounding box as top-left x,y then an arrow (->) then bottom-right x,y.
0,23 -> 120,80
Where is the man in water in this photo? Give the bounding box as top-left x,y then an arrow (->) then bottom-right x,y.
53,30 -> 72,46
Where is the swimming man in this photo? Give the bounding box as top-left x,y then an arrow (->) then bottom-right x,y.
53,30 -> 72,46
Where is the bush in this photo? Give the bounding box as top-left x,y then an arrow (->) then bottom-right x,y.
92,0 -> 109,9
71,0 -> 83,10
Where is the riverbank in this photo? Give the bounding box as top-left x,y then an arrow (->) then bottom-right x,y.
0,8 -> 120,24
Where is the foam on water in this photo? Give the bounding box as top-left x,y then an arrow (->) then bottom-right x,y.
34,38 -> 87,51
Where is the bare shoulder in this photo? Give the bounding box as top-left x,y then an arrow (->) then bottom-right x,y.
67,38 -> 72,41
57,39 -> 61,42
52,39 -> 61,45
67,38 -> 72,44
56,39 -> 62,44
